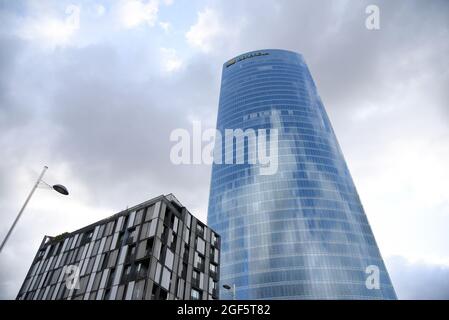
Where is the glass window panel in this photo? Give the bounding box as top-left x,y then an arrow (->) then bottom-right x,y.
154,263 -> 162,284
196,237 -> 205,255
184,229 -> 190,244
140,223 -> 149,241
117,246 -> 128,265
145,205 -> 155,221
161,267 -> 171,290
132,280 -> 145,300
127,211 -> 136,228
134,209 -> 144,226
191,288 -> 200,300
173,216 -> 179,233
124,281 -> 135,300
148,220 -> 157,238
165,249 -> 174,270
194,252 -> 204,270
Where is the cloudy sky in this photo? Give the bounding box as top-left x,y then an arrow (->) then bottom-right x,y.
0,0 -> 448,299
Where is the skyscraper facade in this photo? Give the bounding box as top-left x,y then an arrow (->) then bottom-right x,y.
207,49 -> 396,299
17,194 -> 220,300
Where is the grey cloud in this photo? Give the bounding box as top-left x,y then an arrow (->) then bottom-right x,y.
386,256 -> 449,299
0,0 -> 448,299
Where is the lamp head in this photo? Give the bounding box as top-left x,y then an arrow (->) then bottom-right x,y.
52,184 -> 69,195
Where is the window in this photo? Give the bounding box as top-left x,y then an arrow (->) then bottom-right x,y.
192,270 -> 199,282
196,237 -> 205,255
117,246 -> 128,265
211,232 -> 218,247
136,237 -> 154,259
123,265 -> 132,280
154,263 -> 162,284
169,214 -> 178,232
209,277 -> 218,295
161,267 -> 171,290
194,252 -> 204,271
176,278 -> 185,299
128,227 -> 137,243
173,216 -> 179,233
192,271 -> 202,289
165,249 -> 174,270
210,263 -> 217,276
127,211 -> 136,229
116,284 -> 125,300
105,221 -> 114,236
96,253 -> 106,271
145,205 -> 157,221
148,220 -> 157,238
127,245 -> 136,261
199,272 -> 204,288
196,223 -> 204,237
82,230 -> 94,245
140,222 -> 149,241
132,279 -> 145,300
186,214 -> 191,229
191,288 -> 201,300
168,232 -> 177,250
124,281 -> 135,300
107,250 -> 118,268
136,261 -> 149,278
86,257 -> 95,273
159,289 -> 168,300
104,236 -> 112,252
97,224 -> 105,239
92,240 -> 101,256
181,263 -> 188,279
183,229 -> 190,244
134,209 -> 144,226
211,247 -> 219,264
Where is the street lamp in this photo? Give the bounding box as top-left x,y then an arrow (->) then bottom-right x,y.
223,283 -> 236,300
0,166 -> 69,253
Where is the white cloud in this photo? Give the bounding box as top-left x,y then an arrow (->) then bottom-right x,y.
185,8 -> 225,53
117,0 -> 159,29
159,21 -> 171,33
160,47 -> 183,72
95,4 -> 106,16
17,4 -> 81,48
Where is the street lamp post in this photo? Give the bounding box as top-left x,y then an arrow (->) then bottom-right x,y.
0,166 -> 69,253
223,284 -> 236,300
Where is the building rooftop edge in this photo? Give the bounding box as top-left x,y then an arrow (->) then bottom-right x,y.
42,193 -> 213,245
223,48 -> 303,67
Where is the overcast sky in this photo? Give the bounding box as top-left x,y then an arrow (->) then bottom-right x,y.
0,0 -> 448,300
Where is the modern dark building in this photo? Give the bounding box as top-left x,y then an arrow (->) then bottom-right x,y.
207,49 -> 396,299
17,194 -> 220,300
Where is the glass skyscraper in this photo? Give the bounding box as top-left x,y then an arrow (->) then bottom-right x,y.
207,49 -> 396,299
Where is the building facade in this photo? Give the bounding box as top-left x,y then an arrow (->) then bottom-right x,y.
17,194 -> 220,300
207,49 -> 396,299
